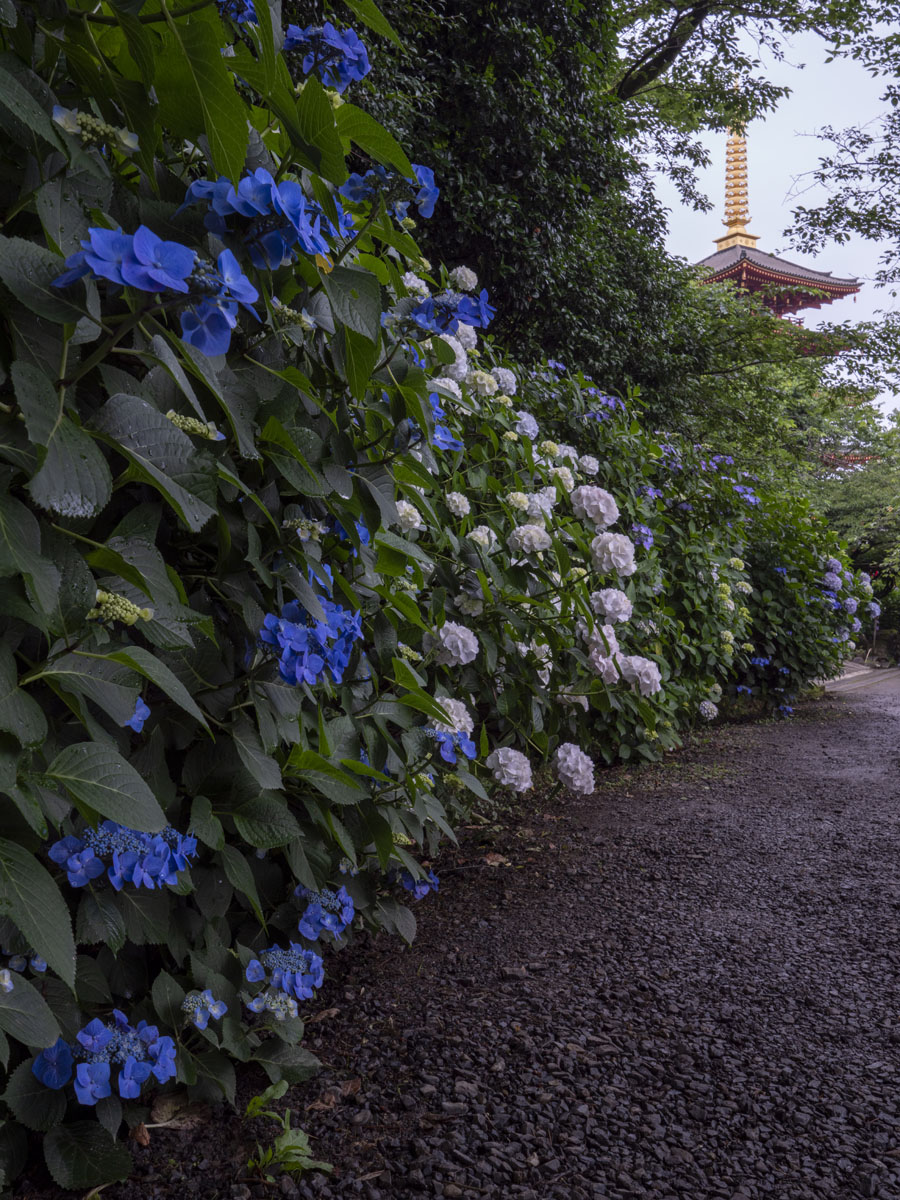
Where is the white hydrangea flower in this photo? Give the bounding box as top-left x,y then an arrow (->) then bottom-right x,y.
492,367 -> 517,395
485,746 -> 533,792
468,525 -> 497,550
455,322 -> 478,351
579,455 -> 599,475
620,655 -> 663,697
557,444 -> 579,462
508,524 -> 552,554
591,531 -> 636,577
455,591 -> 484,617
446,491 -> 470,517
572,485 -> 619,529
436,377 -> 462,402
539,440 -> 560,458
495,394 -> 514,408
588,649 -> 622,685
550,465 -> 575,492
396,500 -> 425,533
556,685 -> 589,712
555,743 -> 595,795
440,334 -> 469,382
431,621 -> 479,666
590,588 -> 632,624
584,622 -> 619,657
449,265 -> 478,292
515,411 -> 539,439
699,700 -> 718,721
401,271 -> 429,295
526,488 -> 558,521
432,696 -> 474,735
723,597 -> 735,612
505,491 -> 530,512
728,557 -> 745,570
735,581 -> 752,594
468,369 -> 498,397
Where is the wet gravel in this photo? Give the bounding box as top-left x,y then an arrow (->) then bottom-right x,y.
15,686 -> 900,1199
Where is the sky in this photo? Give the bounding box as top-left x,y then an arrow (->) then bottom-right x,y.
654,30 -> 898,412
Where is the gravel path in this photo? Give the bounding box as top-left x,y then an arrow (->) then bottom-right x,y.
17,688 -> 900,1200
286,687 -> 900,1200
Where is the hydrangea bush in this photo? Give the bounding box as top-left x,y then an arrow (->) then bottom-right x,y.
0,0 -> 868,1188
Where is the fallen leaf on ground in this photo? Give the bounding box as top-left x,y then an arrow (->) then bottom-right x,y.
484,852 -> 511,866
308,1007 -> 340,1024
130,1123 -> 151,1147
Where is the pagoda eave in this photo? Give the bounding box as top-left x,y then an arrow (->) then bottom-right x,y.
702,261 -> 859,317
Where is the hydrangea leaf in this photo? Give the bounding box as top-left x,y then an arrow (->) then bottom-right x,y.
75,891 -> 127,955
46,742 -> 167,833
0,643 -> 46,749
232,716 -> 283,790
2,1061 -> 67,1132
322,265 -> 382,344
230,793 -> 301,849
338,0 -> 404,48
0,971 -> 61,1047
80,646 -> 210,733
0,59 -> 65,155
0,490 -> 60,615
0,840 -> 75,990
219,845 -> 265,927
335,103 -> 413,177
251,1041 -> 321,1085
0,235 -> 84,324
43,1122 -> 132,1190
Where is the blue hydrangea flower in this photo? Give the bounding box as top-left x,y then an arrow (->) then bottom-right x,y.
123,697 -> 151,733
120,225 -> 195,293
429,394 -> 464,452
32,1038 -> 73,1089
749,657 -> 770,668
48,821 -> 197,891
217,0 -> 256,23
427,729 -> 476,765
411,164 -> 439,218
296,886 -> 355,941
77,1018 -> 114,1054
733,484 -> 760,505
631,523 -> 654,550
74,1061 -> 111,1106
181,988 -> 228,1029
868,600 -> 882,618
260,596 -> 364,688
283,22 -> 371,93
118,1056 -> 152,1099
180,298 -> 237,356
246,943 -> 324,1001
400,869 -> 439,901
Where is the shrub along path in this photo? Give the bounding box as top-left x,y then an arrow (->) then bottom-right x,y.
19,686 -> 900,1200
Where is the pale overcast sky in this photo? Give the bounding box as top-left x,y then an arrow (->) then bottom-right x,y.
654,30 -> 899,411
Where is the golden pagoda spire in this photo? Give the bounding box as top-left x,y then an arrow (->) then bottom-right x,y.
713,130 -> 760,251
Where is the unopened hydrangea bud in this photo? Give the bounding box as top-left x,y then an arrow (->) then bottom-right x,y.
88,590 -> 154,625
0,969 -> 12,994
165,410 -> 225,442
540,440 -> 560,458
503,430 -> 518,442
398,643 -> 423,663
495,394 -> 514,408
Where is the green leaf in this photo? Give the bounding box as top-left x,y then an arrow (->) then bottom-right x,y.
91,394 -> 216,532
231,794 -> 301,849
219,844 -> 265,926
0,840 -> 75,989
151,970 -> 186,1031
342,326 -> 379,400
251,1041 -> 321,1085
374,897 -> 417,944
233,716 -> 283,789
336,104 -> 413,176
284,748 -> 366,805
118,887 -> 171,945
43,1122 -> 132,1190
0,643 -> 46,748
0,236 -> 84,324
80,646 -> 210,732
35,177 -> 91,257
190,795 -> 224,851
0,490 -> 60,614
76,890 -> 127,953
24,413 -> 111,519
0,973 -> 60,1047
0,59 -> 65,154
35,651 -> 139,727
46,742 -> 167,832
0,1116 -> 27,1189
157,13 -> 249,182
75,955 -> 112,1007
339,0 -> 403,47
3,1060 -> 67,1131
322,266 -> 383,344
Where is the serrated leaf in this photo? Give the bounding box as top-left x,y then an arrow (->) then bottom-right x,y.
0,973 -> 60,1047
233,716 -> 283,789
76,891 -> 127,953
219,845 -> 265,926
322,266 -> 382,344
339,0 -> 403,47
151,970 -> 186,1031
78,646 -> 210,732
252,1040 -> 321,1084
43,1122 -> 132,1190
36,653 -> 139,726
75,955 -> 112,1006
157,13 -> 249,182
190,795 -> 224,851
3,1060 -> 67,1131
91,394 -> 216,533
375,897 -> 417,944
0,235 -> 84,324
0,60 -> 65,154
336,103 -> 412,176
0,840 -> 75,988
231,793 -> 301,848
0,491 -> 60,614
46,742 -> 167,832
284,748 -> 366,804
0,643 -> 46,748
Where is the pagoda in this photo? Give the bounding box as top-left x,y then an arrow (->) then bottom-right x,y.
698,131 -> 861,317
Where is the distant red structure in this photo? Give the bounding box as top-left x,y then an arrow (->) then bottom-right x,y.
697,132 -> 861,318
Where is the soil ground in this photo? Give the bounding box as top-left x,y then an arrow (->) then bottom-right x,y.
14,679 -> 900,1200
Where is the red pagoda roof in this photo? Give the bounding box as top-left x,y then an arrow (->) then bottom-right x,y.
698,245 -> 860,316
